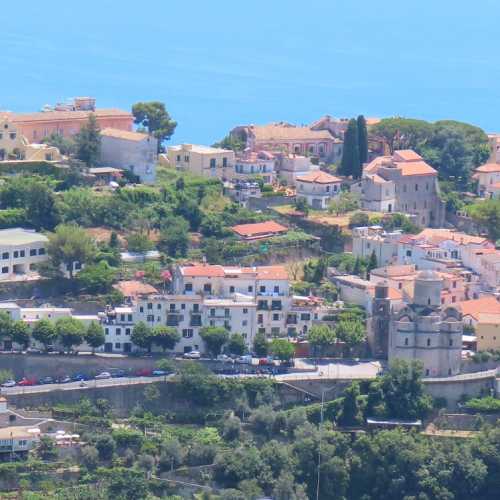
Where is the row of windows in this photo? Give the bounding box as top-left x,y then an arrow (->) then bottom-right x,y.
104,327 -> 131,336
401,183 -> 431,193
185,283 -> 281,294
404,338 -> 453,346
141,303 -> 201,313
0,132 -> 17,140
1,248 -> 45,260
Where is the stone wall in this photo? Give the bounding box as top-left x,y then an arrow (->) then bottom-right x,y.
247,195 -> 295,211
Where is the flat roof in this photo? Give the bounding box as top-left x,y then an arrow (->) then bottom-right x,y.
0,228 -> 48,246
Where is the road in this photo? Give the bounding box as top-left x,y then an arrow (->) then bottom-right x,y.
0,360 -> 383,396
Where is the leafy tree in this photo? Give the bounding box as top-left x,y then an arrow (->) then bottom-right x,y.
151,325 -> 180,352
47,224 -> 96,279
132,101 -> 177,152
212,134 -> 245,152
294,196 -> 309,215
253,331 -> 268,357
81,445 -> 99,471
200,327 -> 229,357
25,181 -> 59,230
77,260 -> 117,293
223,415 -> 242,440
338,381 -> 362,426
75,113 -> 101,166
159,438 -> 185,471
328,191 -> 359,215
131,321 -> 153,352
308,324 -> 336,357
371,117 -> 434,153
95,435 -> 116,461
468,199 -> 500,241
42,132 -> 76,156
348,211 -> 370,228
269,338 -> 295,362
55,317 -> 86,352
366,250 -> 378,278
335,319 -> 365,356
227,333 -> 246,356
106,467 -> 148,500
10,320 -> 30,349
125,232 -> 153,253
37,436 -> 58,460
214,445 -> 265,488
158,215 -> 190,257
85,321 -> 105,353
32,319 -> 57,351
357,115 -> 368,167
339,119 -> 360,178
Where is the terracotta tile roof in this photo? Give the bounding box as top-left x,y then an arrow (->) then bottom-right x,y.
101,128 -> 149,142
11,109 -> 132,123
249,124 -> 337,142
393,150 -> 423,162
396,160 -> 437,177
296,170 -> 343,184
255,265 -> 289,280
416,229 -> 491,246
475,163 -> 500,173
232,221 -> 288,239
181,265 -> 225,277
114,280 -> 158,297
370,173 -> 389,184
458,296 -> 500,320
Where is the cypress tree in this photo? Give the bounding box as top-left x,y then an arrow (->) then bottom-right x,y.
340,119 -> 360,178
357,115 -> 368,173
367,250 -> 378,278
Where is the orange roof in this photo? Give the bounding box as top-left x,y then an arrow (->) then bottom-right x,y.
181,265 -> 225,278
101,128 -> 149,142
371,264 -> 416,278
368,286 -> 403,300
393,150 -> 423,162
11,108 -> 132,123
232,221 -> 288,238
254,265 -> 289,280
114,280 -> 158,297
458,296 -> 500,320
416,228 -> 491,246
396,160 -> 437,177
475,163 -> 500,173
296,170 -> 342,184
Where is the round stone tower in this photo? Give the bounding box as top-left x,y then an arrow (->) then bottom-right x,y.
413,270 -> 442,308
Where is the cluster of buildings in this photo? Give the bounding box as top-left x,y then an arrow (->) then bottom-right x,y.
0,97 -> 157,184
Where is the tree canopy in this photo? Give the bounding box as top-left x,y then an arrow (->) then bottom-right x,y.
132,101 -> 177,152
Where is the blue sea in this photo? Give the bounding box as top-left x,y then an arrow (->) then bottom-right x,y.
1,0 -> 499,144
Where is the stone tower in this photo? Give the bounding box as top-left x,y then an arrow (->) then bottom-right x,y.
369,281 -> 391,359
389,271 -> 462,377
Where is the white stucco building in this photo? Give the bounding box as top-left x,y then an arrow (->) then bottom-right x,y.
100,128 -> 157,184
296,171 -> 343,209
0,228 -> 48,282
234,151 -> 275,184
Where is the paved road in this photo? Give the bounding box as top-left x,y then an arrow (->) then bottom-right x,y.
0,360 -> 383,395
1,375 -> 172,395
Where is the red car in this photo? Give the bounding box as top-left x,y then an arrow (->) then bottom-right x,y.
17,378 -> 37,386
135,368 -> 153,377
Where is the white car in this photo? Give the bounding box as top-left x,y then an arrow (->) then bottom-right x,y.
183,351 -> 201,359
95,372 -> 111,380
1,380 -> 16,387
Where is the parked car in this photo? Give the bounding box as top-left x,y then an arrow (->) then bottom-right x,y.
183,350 -> 201,359
111,370 -> 127,378
72,373 -> 90,382
152,369 -> 168,377
57,376 -> 72,384
18,378 -> 37,386
1,380 -> 16,387
135,368 -> 153,377
95,372 -> 111,380
39,376 -> 54,385
236,355 -> 252,364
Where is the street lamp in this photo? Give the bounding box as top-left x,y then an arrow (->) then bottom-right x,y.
316,384 -> 337,500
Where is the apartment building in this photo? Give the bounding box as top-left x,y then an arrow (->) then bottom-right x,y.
360,150 -> 445,227
99,264 -> 327,354
473,162 -> 500,197
276,154 -> 316,187
0,228 -> 49,282
352,226 -> 402,266
100,128 -> 158,184
166,144 -> 235,180
234,151 -> 275,184
296,170 -> 343,209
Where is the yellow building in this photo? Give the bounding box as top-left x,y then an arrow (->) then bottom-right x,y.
166,144 -> 235,180
476,312 -> 500,351
0,117 -> 61,162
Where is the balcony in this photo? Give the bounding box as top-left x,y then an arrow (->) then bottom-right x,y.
166,314 -> 180,327
190,315 -> 202,327
286,316 -> 297,325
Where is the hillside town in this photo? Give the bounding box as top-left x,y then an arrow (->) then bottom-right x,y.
0,96 -> 498,499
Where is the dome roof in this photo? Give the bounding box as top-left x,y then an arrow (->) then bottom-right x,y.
416,270 -> 441,281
